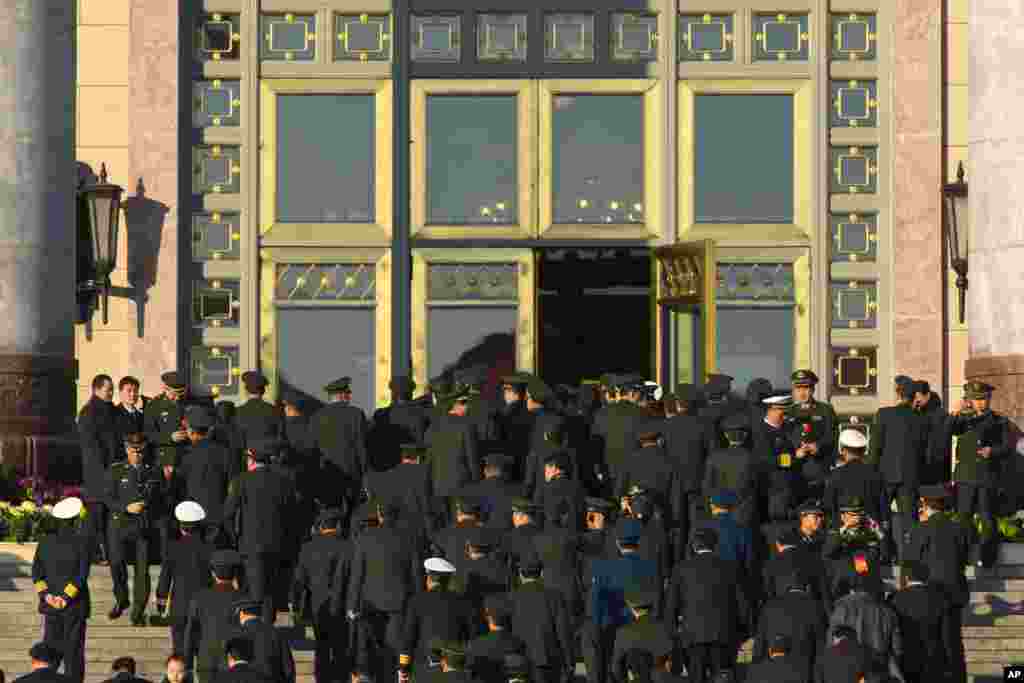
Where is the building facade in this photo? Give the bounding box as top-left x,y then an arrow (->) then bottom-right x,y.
66,0 -> 967,430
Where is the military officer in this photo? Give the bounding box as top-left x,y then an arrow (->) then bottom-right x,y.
368,376 -> 429,472
579,498 -> 616,590
510,551 -> 575,683
656,383 -> 711,551
786,370 -> 838,501
701,414 -> 759,528
690,491 -> 755,597
467,594 -> 527,683
400,558 -> 480,676
825,430 -> 887,530
184,549 -> 243,683
497,373 -> 534,482
291,507 -> 351,683
619,492 -> 672,588
501,498 -> 545,577
309,376 -> 369,509
536,449 -> 585,534
822,496 -> 885,598
950,380 -> 1011,565
181,406 -> 238,545
761,529 -> 832,615
601,375 -> 650,496
752,393 -> 802,517
523,377 -> 570,500
234,372 -> 284,452
459,364 -> 503,444
615,432 -> 680,529
887,560 -> 955,683
144,371 -> 212,466
19,642 -> 73,683
751,570 -> 828,681
698,374 -> 745,451
32,497 -> 91,683
222,441 -> 298,623
104,432 -> 161,623
904,484 -> 971,683
795,499 -> 827,554
233,598 -> 296,683
365,442 -> 436,532
455,528 -> 513,609
611,584 -> 675,683
154,501 -> 214,655
151,445 -> 188,565
428,385 -> 481,522
454,451 -> 524,530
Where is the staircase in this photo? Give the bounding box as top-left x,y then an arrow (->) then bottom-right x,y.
0,547 -> 1021,683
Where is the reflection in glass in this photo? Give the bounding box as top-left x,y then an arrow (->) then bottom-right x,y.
552,95 -> 644,224
694,94 -> 794,224
428,307 -> 517,400
426,96 -> 517,225
277,94 -> 374,223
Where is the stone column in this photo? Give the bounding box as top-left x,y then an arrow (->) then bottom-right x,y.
964,2 -> 1024,426
0,1 -> 79,473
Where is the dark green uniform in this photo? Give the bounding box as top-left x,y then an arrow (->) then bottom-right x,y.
184,550 -> 243,682
785,399 -> 838,501
104,457 -> 161,620
951,409 -> 1011,518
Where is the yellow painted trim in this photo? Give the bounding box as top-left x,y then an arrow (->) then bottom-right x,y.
34,580 -> 47,594
63,583 -> 79,599
411,248 -> 536,392
410,80 -> 536,239
259,247 -> 392,409
537,79 -> 663,240
678,79 -> 814,244
701,240 -> 718,378
260,79 -> 392,246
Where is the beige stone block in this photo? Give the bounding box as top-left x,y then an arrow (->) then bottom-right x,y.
79,0 -> 129,25
77,27 -> 129,86
946,0 -> 968,24
946,23 -> 968,84
75,146 -> 131,186
77,86 -> 130,148
946,145 -> 968,183
949,329 -> 968,388
947,84 -> 968,147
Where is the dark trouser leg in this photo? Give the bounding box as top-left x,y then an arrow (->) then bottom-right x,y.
46,612 -> 86,683
957,483 -> 977,518
85,500 -> 107,561
533,666 -> 561,683
131,526 -> 151,618
707,644 -> 732,679
580,620 -> 614,683
107,523 -> 130,606
687,644 -> 709,683
243,551 -> 279,623
170,618 -> 187,656
947,605 -> 967,683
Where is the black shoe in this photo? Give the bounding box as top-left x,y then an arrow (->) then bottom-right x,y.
108,602 -> 128,620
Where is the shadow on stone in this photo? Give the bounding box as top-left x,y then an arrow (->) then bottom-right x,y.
122,178 -> 170,338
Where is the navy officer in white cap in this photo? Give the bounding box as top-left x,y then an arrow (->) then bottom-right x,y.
31,497 -> 90,683
154,501 -> 214,653
400,558 -> 478,677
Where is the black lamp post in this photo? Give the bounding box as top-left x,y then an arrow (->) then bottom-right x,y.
943,161 -> 969,324
78,163 -> 124,324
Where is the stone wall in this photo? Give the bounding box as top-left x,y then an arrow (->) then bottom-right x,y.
944,0 -> 968,402
74,0 -> 179,409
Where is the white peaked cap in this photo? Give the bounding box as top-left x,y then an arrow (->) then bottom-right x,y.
175,501 -> 207,523
53,497 -> 83,520
839,429 -> 868,449
424,557 -> 456,574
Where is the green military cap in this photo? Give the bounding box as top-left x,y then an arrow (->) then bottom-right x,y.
598,373 -> 613,386
838,495 -> 865,513
161,371 -> 186,389
511,497 -> 541,514
502,372 -> 533,386
624,582 -> 659,609
158,446 -> 178,466
400,442 -> 428,459
123,432 -> 147,448
791,369 -> 819,386
526,377 -> 552,403
446,385 -> 472,402
241,371 -> 268,391
964,380 -> 995,400
324,376 -> 352,393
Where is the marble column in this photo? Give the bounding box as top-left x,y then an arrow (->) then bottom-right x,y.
964,2 -> 1024,425
0,1 -> 79,470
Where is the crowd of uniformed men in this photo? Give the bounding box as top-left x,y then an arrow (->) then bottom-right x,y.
27,365 -> 1007,683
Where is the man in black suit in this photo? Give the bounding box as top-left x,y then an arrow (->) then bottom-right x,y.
887,561 -> 954,683
869,381 -> 927,560
752,570 -> 828,681
77,373 -> 120,564
368,375 -> 429,472
761,529 -> 832,613
233,598 -> 296,683
221,441 -> 297,624
114,376 -> 147,447
904,484 -> 971,683
665,529 -> 748,683
508,552 -> 575,683
182,406 -> 238,545
154,501 -> 214,654
309,376 -> 369,510
13,643 -> 73,683
233,371 -> 284,453
656,384 -> 710,552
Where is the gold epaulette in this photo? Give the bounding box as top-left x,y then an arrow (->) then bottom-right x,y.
34,580 -> 47,594
63,583 -> 79,599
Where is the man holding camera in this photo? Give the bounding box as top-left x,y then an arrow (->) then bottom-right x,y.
104,432 -> 161,625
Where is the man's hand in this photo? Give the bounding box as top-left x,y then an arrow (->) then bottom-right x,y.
284,404 -> 302,418
126,502 -> 145,514
171,430 -> 188,443
795,446 -> 808,460
804,442 -> 819,455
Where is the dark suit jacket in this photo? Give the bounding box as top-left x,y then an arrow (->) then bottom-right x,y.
77,396 -> 121,500
752,591 -> 828,679
904,513 -> 972,606
761,546 -> 832,614
428,413 -> 481,497
212,663 -> 275,683
344,525 -> 421,614
292,533 -> 349,616
181,438 -> 238,527
823,461 -> 887,525
309,400 -> 368,480
240,616 -> 297,683
666,553 -> 748,645
222,465 -> 296,553
868,404 -> 927,485
657,414 -> 710,493
510,581 -> 574,667
234,399 -> 285,449
12,669 -> 76,683
611,615 -> 675,683
32,527 -> 92,619
814,640 -> 873,683
467,629 -> 527,683
887,582 -> 954,680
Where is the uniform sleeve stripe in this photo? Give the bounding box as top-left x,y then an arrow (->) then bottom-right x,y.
63,583 -> 79,598
34,581 -> 47,593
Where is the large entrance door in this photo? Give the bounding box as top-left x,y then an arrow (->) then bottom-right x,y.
655,240 -> 717,388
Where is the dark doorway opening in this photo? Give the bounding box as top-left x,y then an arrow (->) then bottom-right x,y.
537,248 -> 652,388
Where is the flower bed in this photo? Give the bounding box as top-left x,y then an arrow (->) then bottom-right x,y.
0,471 -> 84,543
